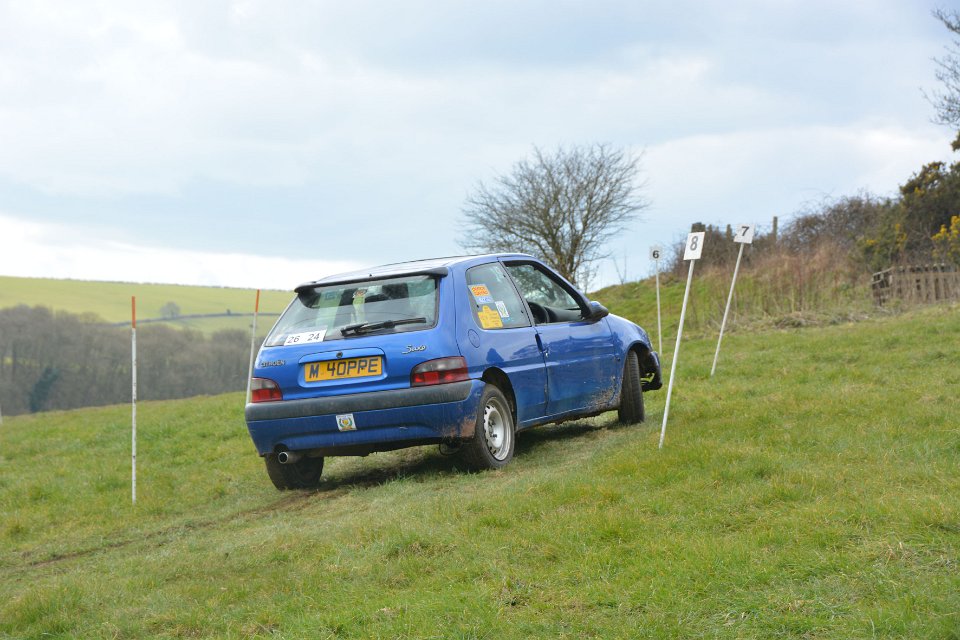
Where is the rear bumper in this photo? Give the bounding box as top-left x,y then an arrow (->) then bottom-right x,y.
244,380 -> 482,456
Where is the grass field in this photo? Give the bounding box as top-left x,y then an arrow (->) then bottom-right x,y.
0,275 -> 292,331
1,304 -> 958,638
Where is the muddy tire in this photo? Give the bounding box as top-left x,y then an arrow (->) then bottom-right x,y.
264,453 -> 324,490
618,350 -> 645,424
459,384 -> 515,471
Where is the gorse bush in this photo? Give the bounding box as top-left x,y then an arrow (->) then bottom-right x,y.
933,214 -> 960,265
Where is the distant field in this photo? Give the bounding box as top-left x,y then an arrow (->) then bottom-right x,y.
1,304 -> 957,638
1,266 -> 874,340
0,275 -> 293,329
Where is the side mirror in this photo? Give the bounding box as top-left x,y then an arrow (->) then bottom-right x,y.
586,300 -> 609,322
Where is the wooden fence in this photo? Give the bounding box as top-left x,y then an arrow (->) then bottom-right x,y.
872,264 -> 960,306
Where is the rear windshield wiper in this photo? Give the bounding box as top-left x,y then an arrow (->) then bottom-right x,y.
340,317 -> 427,336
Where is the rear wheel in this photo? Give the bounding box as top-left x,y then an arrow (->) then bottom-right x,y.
618,350 -> 645,424
264,453 -> 325,490
460,384 -> 515,471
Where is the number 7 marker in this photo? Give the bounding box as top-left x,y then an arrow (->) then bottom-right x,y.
711,224 -> 754,376
659,231 -> 705,449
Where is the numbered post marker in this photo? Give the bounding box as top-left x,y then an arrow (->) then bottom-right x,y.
683,231 -> 705,260
650,245 -> 663,354
659,232 -> 705,449
711,224 -> 755,377
734,223 -> 755,244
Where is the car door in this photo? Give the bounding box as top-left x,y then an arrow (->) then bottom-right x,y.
503,261 -> 618,417
462,262 -> 548,424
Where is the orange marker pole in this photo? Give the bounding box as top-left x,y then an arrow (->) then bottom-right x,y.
245,289 -> 261,404
131,296 -> 137,504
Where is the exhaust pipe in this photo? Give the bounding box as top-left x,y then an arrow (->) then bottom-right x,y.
277,450 -> 302,465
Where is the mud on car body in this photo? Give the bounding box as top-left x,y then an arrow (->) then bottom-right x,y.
245,254 -> 662,489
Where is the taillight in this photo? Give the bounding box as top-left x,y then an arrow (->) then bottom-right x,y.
411,357 -> 469,387
250,378 -> 283,403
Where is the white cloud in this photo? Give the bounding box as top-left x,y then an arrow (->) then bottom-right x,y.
644,121 -> 948,224
0,213 -> 361,289
4,1 -> 923,199
0,0 -> 953,289
589,120 -> 950,288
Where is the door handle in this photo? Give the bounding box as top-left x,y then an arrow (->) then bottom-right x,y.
535,333 -> 547,355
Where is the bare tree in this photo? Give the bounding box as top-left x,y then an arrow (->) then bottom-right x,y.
612,252 -> 630,285
930,8 -> 960,135
460,144 -> 647,287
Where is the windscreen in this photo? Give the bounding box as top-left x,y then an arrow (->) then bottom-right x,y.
265,275 -> 439,347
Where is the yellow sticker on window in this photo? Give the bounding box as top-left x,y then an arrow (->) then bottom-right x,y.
470,284 -> 491,298
477,305 -> 503,329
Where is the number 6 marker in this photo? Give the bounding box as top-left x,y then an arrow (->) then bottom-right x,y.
650,245 -> 663,354
659,231 -> 705,449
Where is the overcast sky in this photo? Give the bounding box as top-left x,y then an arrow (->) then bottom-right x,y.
0,0 -> 953,291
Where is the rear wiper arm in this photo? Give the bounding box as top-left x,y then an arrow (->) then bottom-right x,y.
340,317 -> 427,336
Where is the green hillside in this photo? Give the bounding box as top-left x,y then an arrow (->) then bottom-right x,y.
1,304 -> 957,638
0,261 -> 874,340
0,275 -> 293,330
594,260 -> 875,347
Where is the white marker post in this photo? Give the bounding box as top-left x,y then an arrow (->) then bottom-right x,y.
650,245 -> 663,354
710,224 -> 755,377
659,231 -> 704,449
131,296 -> 137,504
245,289 -> 261,404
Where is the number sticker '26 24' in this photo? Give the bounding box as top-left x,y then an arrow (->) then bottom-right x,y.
284,328 -> 328,346
684,232 -> 705,261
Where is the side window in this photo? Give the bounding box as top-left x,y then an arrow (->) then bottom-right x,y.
504,264 -> 585,324
465,263 -> 531,330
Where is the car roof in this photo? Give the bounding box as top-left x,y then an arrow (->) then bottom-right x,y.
295,253 -> 535,290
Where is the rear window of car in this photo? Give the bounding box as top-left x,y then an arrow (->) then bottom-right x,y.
264,275 -> 439,347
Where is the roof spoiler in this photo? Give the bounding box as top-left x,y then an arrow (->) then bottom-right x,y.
294,266 -> 449,294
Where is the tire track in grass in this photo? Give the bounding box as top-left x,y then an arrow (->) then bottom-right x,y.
6,415 -> 631,577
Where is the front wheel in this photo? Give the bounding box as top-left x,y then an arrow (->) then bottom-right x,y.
264,453 -> 324,490
618,350 -> 645,424
459,384 -> 515,471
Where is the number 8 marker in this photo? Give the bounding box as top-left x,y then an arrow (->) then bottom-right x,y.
683,231 -> 705,260
661,231 -> 705,448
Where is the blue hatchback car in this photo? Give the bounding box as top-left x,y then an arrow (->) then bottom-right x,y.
245,254 -> 662,489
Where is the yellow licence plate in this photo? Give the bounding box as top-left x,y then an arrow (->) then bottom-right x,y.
304,356 -> 383,382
